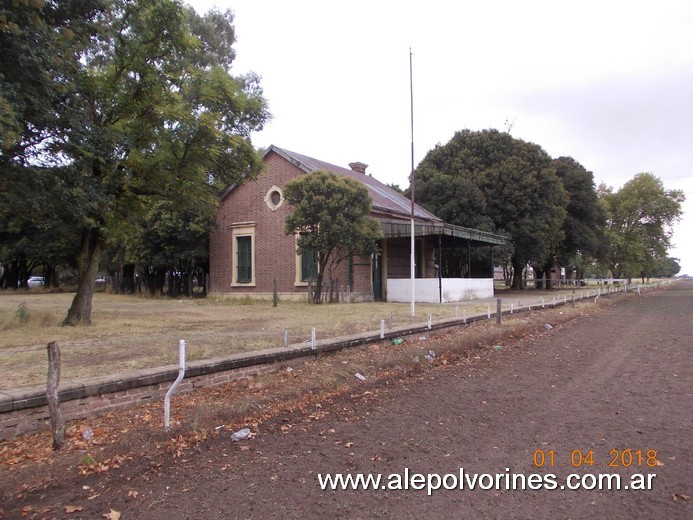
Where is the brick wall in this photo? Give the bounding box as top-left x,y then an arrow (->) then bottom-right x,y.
210,151 -> 377,300
210,152 -> 308,295
0,363 -> 285,440
209,149 -> 442,302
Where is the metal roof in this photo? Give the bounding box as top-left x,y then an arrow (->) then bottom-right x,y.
265,145 -> 442,224
379,220 -> 508,245
252,145 -> 510,247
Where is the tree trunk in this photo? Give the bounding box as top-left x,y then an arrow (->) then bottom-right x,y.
45,264 -> 59,288
197,269 -> 207,296
543,260 -> 554,290
17,254 -> 30,288
511,258 -> 525,290
119,263 -> 136,294
533,266 -> 545,289
63,229 -> 101,326
313,272 -> 324,304
2,259 -> 19,289
143,267 -> 165,296
575,266 -> 584,285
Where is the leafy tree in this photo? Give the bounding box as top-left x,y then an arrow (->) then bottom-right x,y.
133,200 -> 213,297
0,166 -> 80,288
387,183 -> 404,194
284,170 -> 383,304
553,157 -> 606,282
1,0 -> 101,289
415,129 -> 567,289
1,0 -> 269,324
599,173 -> 684,281
648,256 -> 681,278
0,0 -> 103,165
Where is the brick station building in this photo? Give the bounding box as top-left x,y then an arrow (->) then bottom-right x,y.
209,145 -> 506,302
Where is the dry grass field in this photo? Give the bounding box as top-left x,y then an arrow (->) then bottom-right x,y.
0,280 -> 641,391
0,291 -> 484,391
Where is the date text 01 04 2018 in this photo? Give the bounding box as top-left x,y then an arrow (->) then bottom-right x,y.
533,449 -> 659,469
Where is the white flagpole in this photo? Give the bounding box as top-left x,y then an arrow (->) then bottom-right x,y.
409,48 -> 416,317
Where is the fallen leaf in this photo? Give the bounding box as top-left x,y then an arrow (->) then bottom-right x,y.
103,509 -> 121,520
656,460 -> 664,466
65,505 -> 83,513
128,490 -> 138,497
345,442 -> 354,448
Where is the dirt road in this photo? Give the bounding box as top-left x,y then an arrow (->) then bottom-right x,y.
3,283 -> 692,519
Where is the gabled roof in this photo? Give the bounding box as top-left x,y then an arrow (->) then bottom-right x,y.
221,144 -> 508,246
264,145 -> 442,224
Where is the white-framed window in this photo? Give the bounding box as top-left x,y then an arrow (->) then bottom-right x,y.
264,185 -> 284,211
231,223 -> 256,286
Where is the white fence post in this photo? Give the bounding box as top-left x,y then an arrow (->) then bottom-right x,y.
164,339 -> 186,431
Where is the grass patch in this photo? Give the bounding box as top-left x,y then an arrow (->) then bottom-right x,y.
0,286 -> 612,391
0,302 -> 61,331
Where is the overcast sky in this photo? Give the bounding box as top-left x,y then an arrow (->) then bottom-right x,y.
192,0 -> 693,275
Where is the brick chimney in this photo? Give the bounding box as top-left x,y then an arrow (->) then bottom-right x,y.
348,161 -> 368,174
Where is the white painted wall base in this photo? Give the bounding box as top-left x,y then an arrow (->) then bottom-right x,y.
386,278 -> 494,303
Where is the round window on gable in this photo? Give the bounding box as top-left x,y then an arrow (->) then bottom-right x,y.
264,185 -> 284,211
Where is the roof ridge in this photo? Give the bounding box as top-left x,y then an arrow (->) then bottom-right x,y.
265,145 -> 441,223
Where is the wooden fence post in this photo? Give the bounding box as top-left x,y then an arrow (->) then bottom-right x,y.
46,341 -> 65,450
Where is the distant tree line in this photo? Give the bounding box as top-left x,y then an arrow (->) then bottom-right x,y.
413,129 -> 684,288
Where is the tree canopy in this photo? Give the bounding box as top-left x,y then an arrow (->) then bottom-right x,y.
1,0 -> 269,323
415,129 -> 567,288
599,173 -> 684,280
283,170 -> 382,303
552,156 -> 606,280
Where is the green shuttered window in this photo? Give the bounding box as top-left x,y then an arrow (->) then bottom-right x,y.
236,236 -> 252,283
